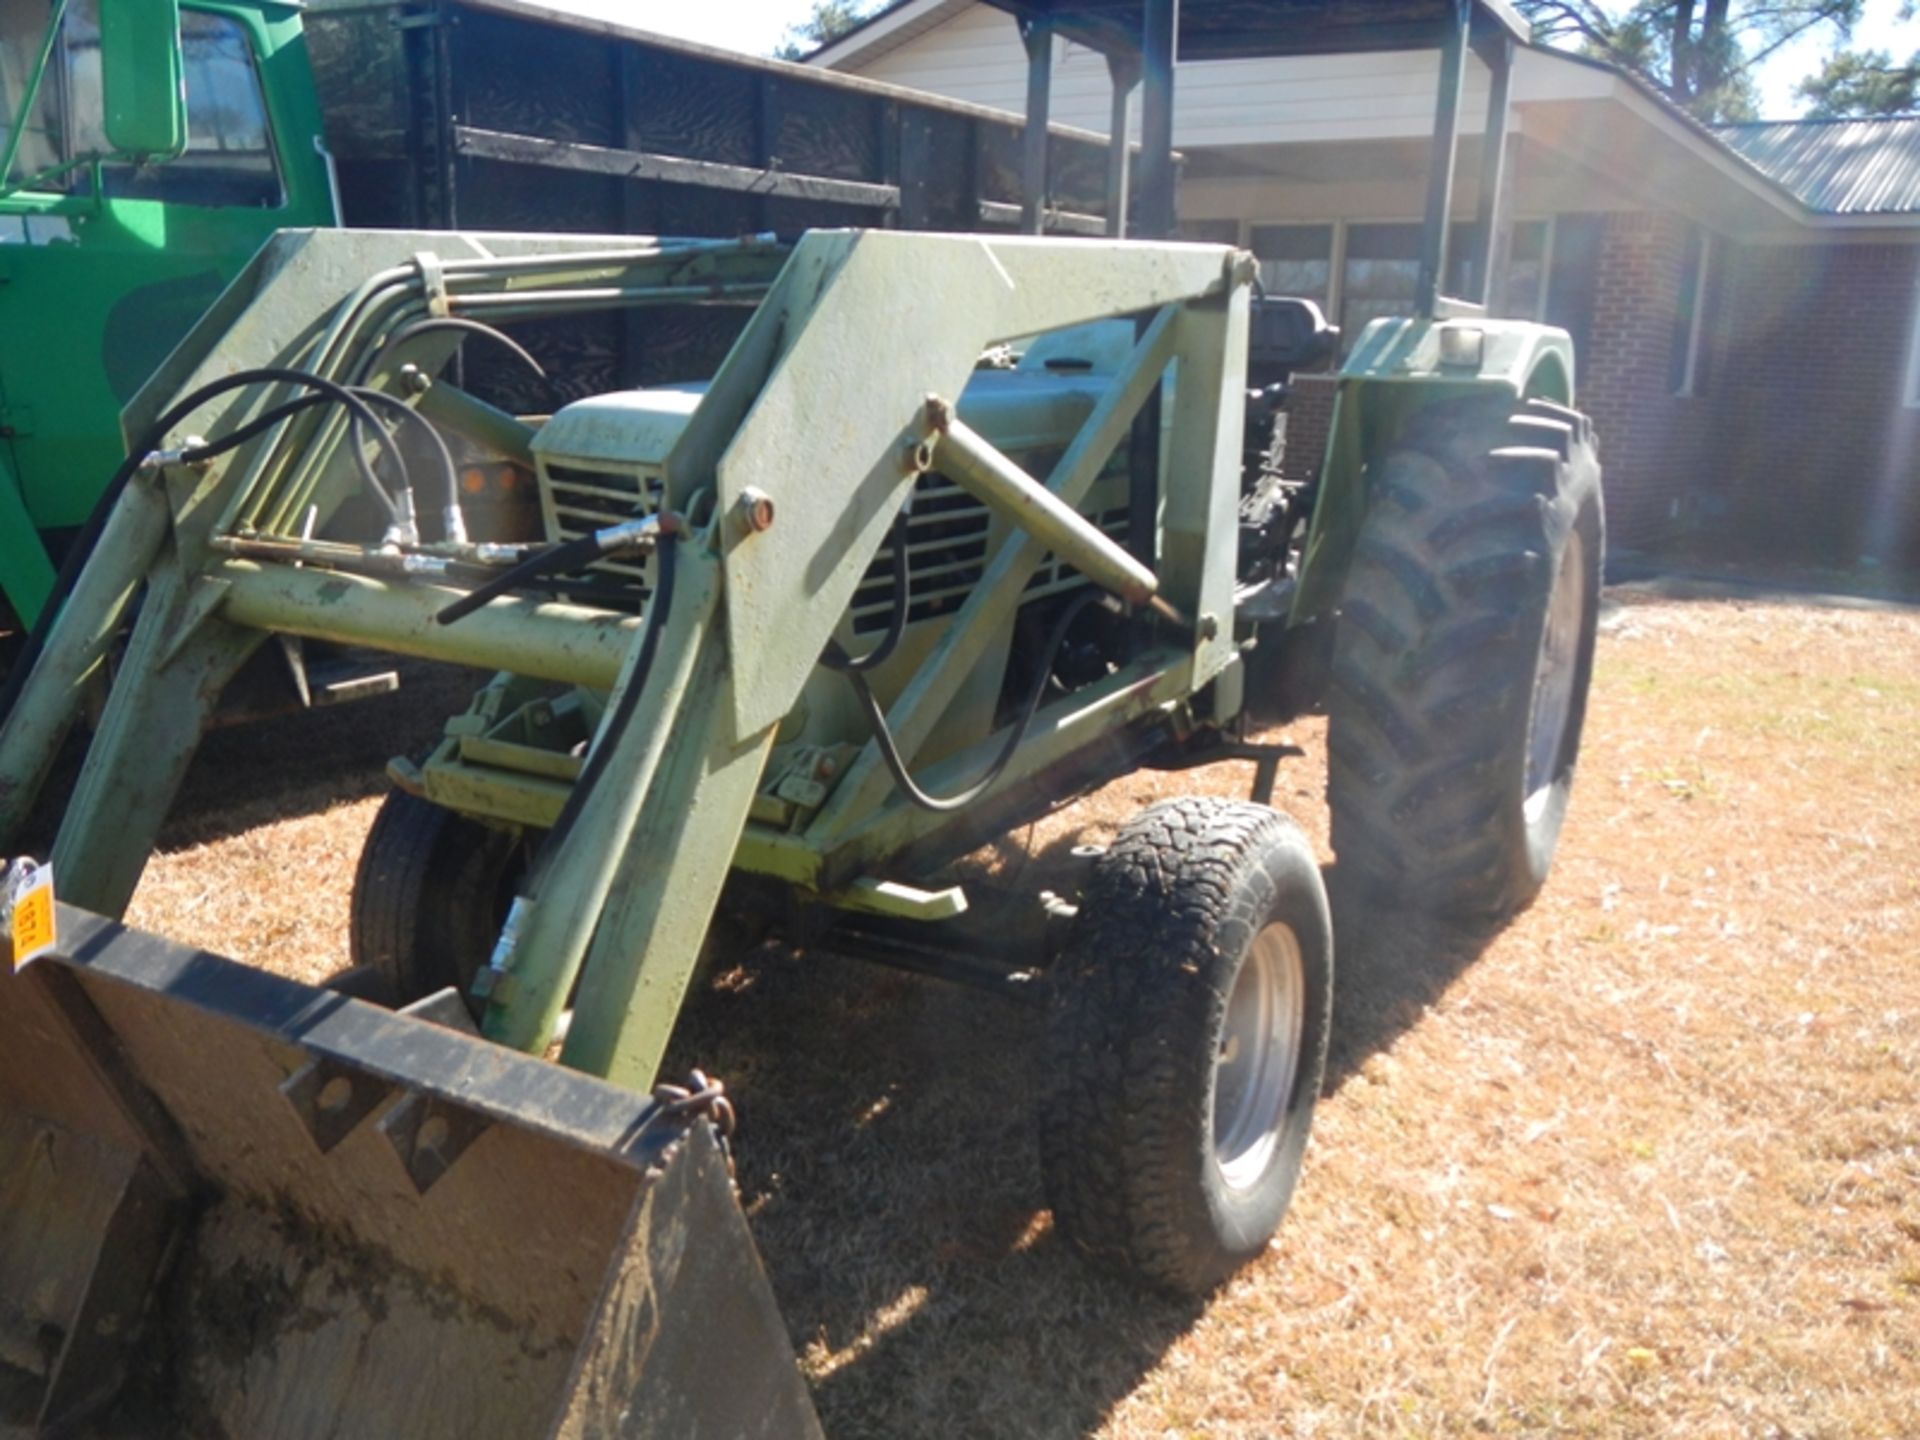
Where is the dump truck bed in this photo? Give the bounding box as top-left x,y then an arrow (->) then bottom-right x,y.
303,0 -> 1128,406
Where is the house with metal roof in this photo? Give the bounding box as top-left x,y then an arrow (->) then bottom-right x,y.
812,1 -> 1920,566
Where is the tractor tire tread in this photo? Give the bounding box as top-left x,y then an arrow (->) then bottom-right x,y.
1039,796 -> 1326,1294
1325,398 -> 1602,916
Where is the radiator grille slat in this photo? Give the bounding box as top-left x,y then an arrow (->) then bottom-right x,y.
538,460 -> 1129,634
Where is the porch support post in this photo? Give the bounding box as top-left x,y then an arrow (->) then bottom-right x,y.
1471,36 -> 1515,306
1137,0 -> 1177,238
1416,0 -> 1471,316
1020,17 -> 1054,234
1105,52 -> 1140,238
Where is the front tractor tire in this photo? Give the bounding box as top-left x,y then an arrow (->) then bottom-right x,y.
1327,397 -> 1603,918
350,789 -> 529,1010
1039,797 -> 1334,1295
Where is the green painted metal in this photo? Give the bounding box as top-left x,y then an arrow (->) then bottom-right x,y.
704,231 -> 1244,741
1159,290 -> 1252,685
0,1 -> 335,630
0,192 -> 1597,1125
559,573 -> 782,1088
217,559 -> 642,688
0,466 -> 169,838
5,215 -> 1592,1122
1288,313 -> 1579,625
0,226 -> 701,890
481,543 -> 733,1060
49,540 -> 266,918
415,381 -> 540,469
802,304 -> 1184,851
0,455 -> 58,625
831,878 -> 970,921
931,411 -> 1164,608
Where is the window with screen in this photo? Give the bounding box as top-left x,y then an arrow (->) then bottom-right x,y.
1337,222 -> 1489,349
1504,220 -> 1551,320
1179,218 -> 1240,245
1339,223 -> 1422,345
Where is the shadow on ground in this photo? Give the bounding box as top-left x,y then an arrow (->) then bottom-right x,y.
661,838 -> 1504,1438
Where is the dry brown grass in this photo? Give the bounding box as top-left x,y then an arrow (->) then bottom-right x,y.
122,590 -> 1920,1438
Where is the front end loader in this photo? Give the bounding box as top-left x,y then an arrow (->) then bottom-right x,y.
0,223 -> 1336,1432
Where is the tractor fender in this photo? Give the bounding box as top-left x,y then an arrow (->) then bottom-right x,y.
1288,316 -> 1578,626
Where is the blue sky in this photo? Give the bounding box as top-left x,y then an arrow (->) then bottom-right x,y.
550,0 -> 1916,119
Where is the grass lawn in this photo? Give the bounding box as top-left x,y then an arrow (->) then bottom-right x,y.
124,589 -> 1920,1437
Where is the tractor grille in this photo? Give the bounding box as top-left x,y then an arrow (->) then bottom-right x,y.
540,459 -> 1130,630
541,462 -> 663,596
846,472 -> 1130,635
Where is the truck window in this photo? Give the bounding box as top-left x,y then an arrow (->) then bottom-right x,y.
1,0 -> 282,206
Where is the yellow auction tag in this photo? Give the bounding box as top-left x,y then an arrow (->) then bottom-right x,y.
9,863 -> 55,971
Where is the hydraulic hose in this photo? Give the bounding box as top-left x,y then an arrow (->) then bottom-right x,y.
821,505 -> 912,675
352,387 -> 463,540
848,588 -> 1109,814
1,367 -> 409,720
522,532 -> 679,896
431,533 -> 602,626
371,316 -> 558,408
181,393 -> 329,462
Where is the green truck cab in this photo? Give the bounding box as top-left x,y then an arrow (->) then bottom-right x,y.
1,0 -> 334,633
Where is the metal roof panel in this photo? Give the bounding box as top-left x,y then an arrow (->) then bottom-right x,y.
1715,115 -> 1920,215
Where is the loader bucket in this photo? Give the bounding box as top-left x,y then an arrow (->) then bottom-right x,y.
0,905 -> 821,1440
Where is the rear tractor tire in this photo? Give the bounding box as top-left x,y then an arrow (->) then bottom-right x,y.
1038,797 -> 1334,1295
349,789 -> 529,1011
1327,397 -> 1603,918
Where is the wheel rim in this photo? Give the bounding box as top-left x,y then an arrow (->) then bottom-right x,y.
1523,528 -> 1587,825
1212,922 -> 1307,1192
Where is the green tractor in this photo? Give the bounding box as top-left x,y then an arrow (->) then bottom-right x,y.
0,1 -> 1601,1434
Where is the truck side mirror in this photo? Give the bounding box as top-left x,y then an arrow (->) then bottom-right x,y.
98,0 -> 186,160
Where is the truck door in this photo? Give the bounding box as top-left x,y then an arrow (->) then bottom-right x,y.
0,0 -> 332,622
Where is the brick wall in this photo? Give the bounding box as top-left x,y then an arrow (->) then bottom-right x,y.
1270,221 -> 1920,570
1280,374 -> 1338,484
1574,212 -> 1717,554
1277,213 -> 1721,554
1703,241 -> 1920,565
